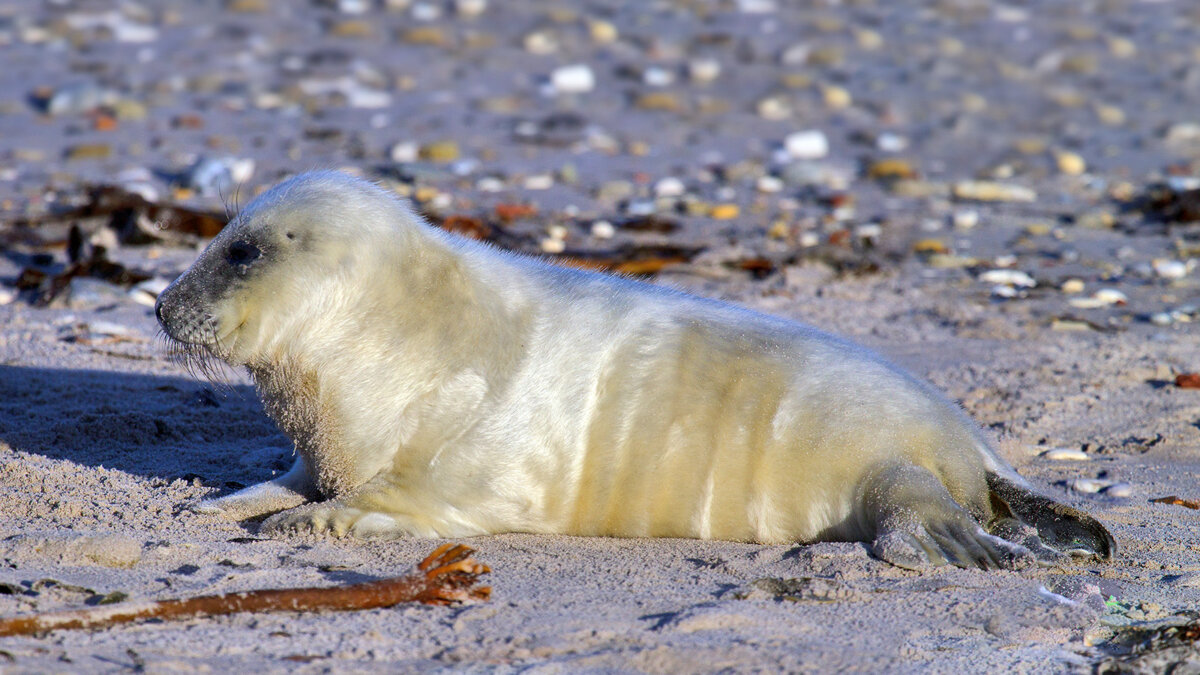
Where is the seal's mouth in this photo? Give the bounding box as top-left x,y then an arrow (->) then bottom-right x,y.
157,318 -> 241,386
158,330 -> 226,383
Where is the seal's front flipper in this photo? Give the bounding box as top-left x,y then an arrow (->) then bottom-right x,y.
985,472 -> 1115,561
258,473 -> 483,539
862,462 -> 1035,571
191,456 -> 319,521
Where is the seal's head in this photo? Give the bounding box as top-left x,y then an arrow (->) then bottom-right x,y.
155,170 -> 418,368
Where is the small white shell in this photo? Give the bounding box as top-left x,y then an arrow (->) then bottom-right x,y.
1102,482 -> 1134,498
539,238 -> 565,254
1067,478 -> 1113,494
1041,448 -> 1090,461
979,269 -> 1036,288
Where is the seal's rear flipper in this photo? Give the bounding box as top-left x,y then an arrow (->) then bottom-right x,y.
862,462 -> 1035,570
985,472 -> 1115,560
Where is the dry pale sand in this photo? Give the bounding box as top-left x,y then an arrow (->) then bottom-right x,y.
2,0 -> 1200,672
1,253 -> 1198,673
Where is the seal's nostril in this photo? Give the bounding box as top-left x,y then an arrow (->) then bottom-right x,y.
154,300 -> 164,324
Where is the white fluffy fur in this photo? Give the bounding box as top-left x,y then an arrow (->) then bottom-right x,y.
156,171 -> 1108,569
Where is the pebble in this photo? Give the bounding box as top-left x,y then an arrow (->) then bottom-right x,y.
1164,123 -> 1200,147
876,132 -> 908,152
1041,448 -> 1090,461
855,223 -> 882,243
756,175 -> 783,193
625,200 -> 655,217
43,83 -> 119,115
634,92 -> 682,112
1069,288 -> 1127,308
455,0 -> 487,17
1103,482 -> 1134,499
855,28 -> 883,50
590,220 -> 615,239
953,181 -> 1036,203
1050,319 -> 1093,332
128,278 -> 170,307
643,67 -> 674,88
1076,211 -> 1115,229
821,85 -> 852,109
112,99 -> 147,121
597,180 -> 633,202
348,85 -> 390,109
1055,151 -> 1087,175
688,58 -> 721,83
808,47 -> 844,68
330,19 -> 374,38
539,237 -> 565,254
952,210 -> 979,229
866,158 -> 917,180
710,204 -> 740,220
654,177 -> 685,198
550,64 -> 595,95
390,141 -> 419,163
420,141 -> 459,162
328,0 -> 369,13
979,269 -> 1036,288
523,174 -> 553,190
184,156 -> 254,196
227,0 -> 268,11
410,3 -> 441,21
913,239 -> 949,255
1061,278 -> 1085,294
523,31 -> 558,55
756,96 -> 791,120
1150,305 -> 1197,326
588,19 -> 618,44
65,144 -> 113,161
1107,36 -> 1136,59
1067,478 -> 1114,494
398,26 -> 445,45
737,0 -> 777,13
784,130 -> 829,160
1094,103 -> 1125,126
475,176 -> 504,192
523,172 -> 554,189
1152,259 -> 1189,280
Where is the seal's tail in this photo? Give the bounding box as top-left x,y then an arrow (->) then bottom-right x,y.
985,472 -> 1115,560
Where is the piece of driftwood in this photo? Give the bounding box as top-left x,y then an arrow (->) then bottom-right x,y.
0,543 -> 489,637
1150,495 -> 1200,510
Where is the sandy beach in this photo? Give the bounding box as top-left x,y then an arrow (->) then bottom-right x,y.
1,1 -> 1199,671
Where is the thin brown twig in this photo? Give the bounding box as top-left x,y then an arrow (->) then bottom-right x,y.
0,543 -> 490,638
1150,495 -> 1200,510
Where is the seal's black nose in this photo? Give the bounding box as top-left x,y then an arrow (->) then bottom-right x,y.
154,299 -> 164,325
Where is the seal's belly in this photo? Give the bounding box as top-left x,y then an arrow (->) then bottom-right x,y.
544,320 -> 873,544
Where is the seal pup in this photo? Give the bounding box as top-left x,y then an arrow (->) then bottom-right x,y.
156,170 -> 1114,570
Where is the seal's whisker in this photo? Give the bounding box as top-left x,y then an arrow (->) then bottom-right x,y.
158,330 -> 237,394
233,181 -> 243,223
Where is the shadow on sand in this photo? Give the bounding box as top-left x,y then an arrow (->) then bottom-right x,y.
0,365 -> 291,487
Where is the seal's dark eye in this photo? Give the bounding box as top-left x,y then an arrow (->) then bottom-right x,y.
227,240 -> 261,267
